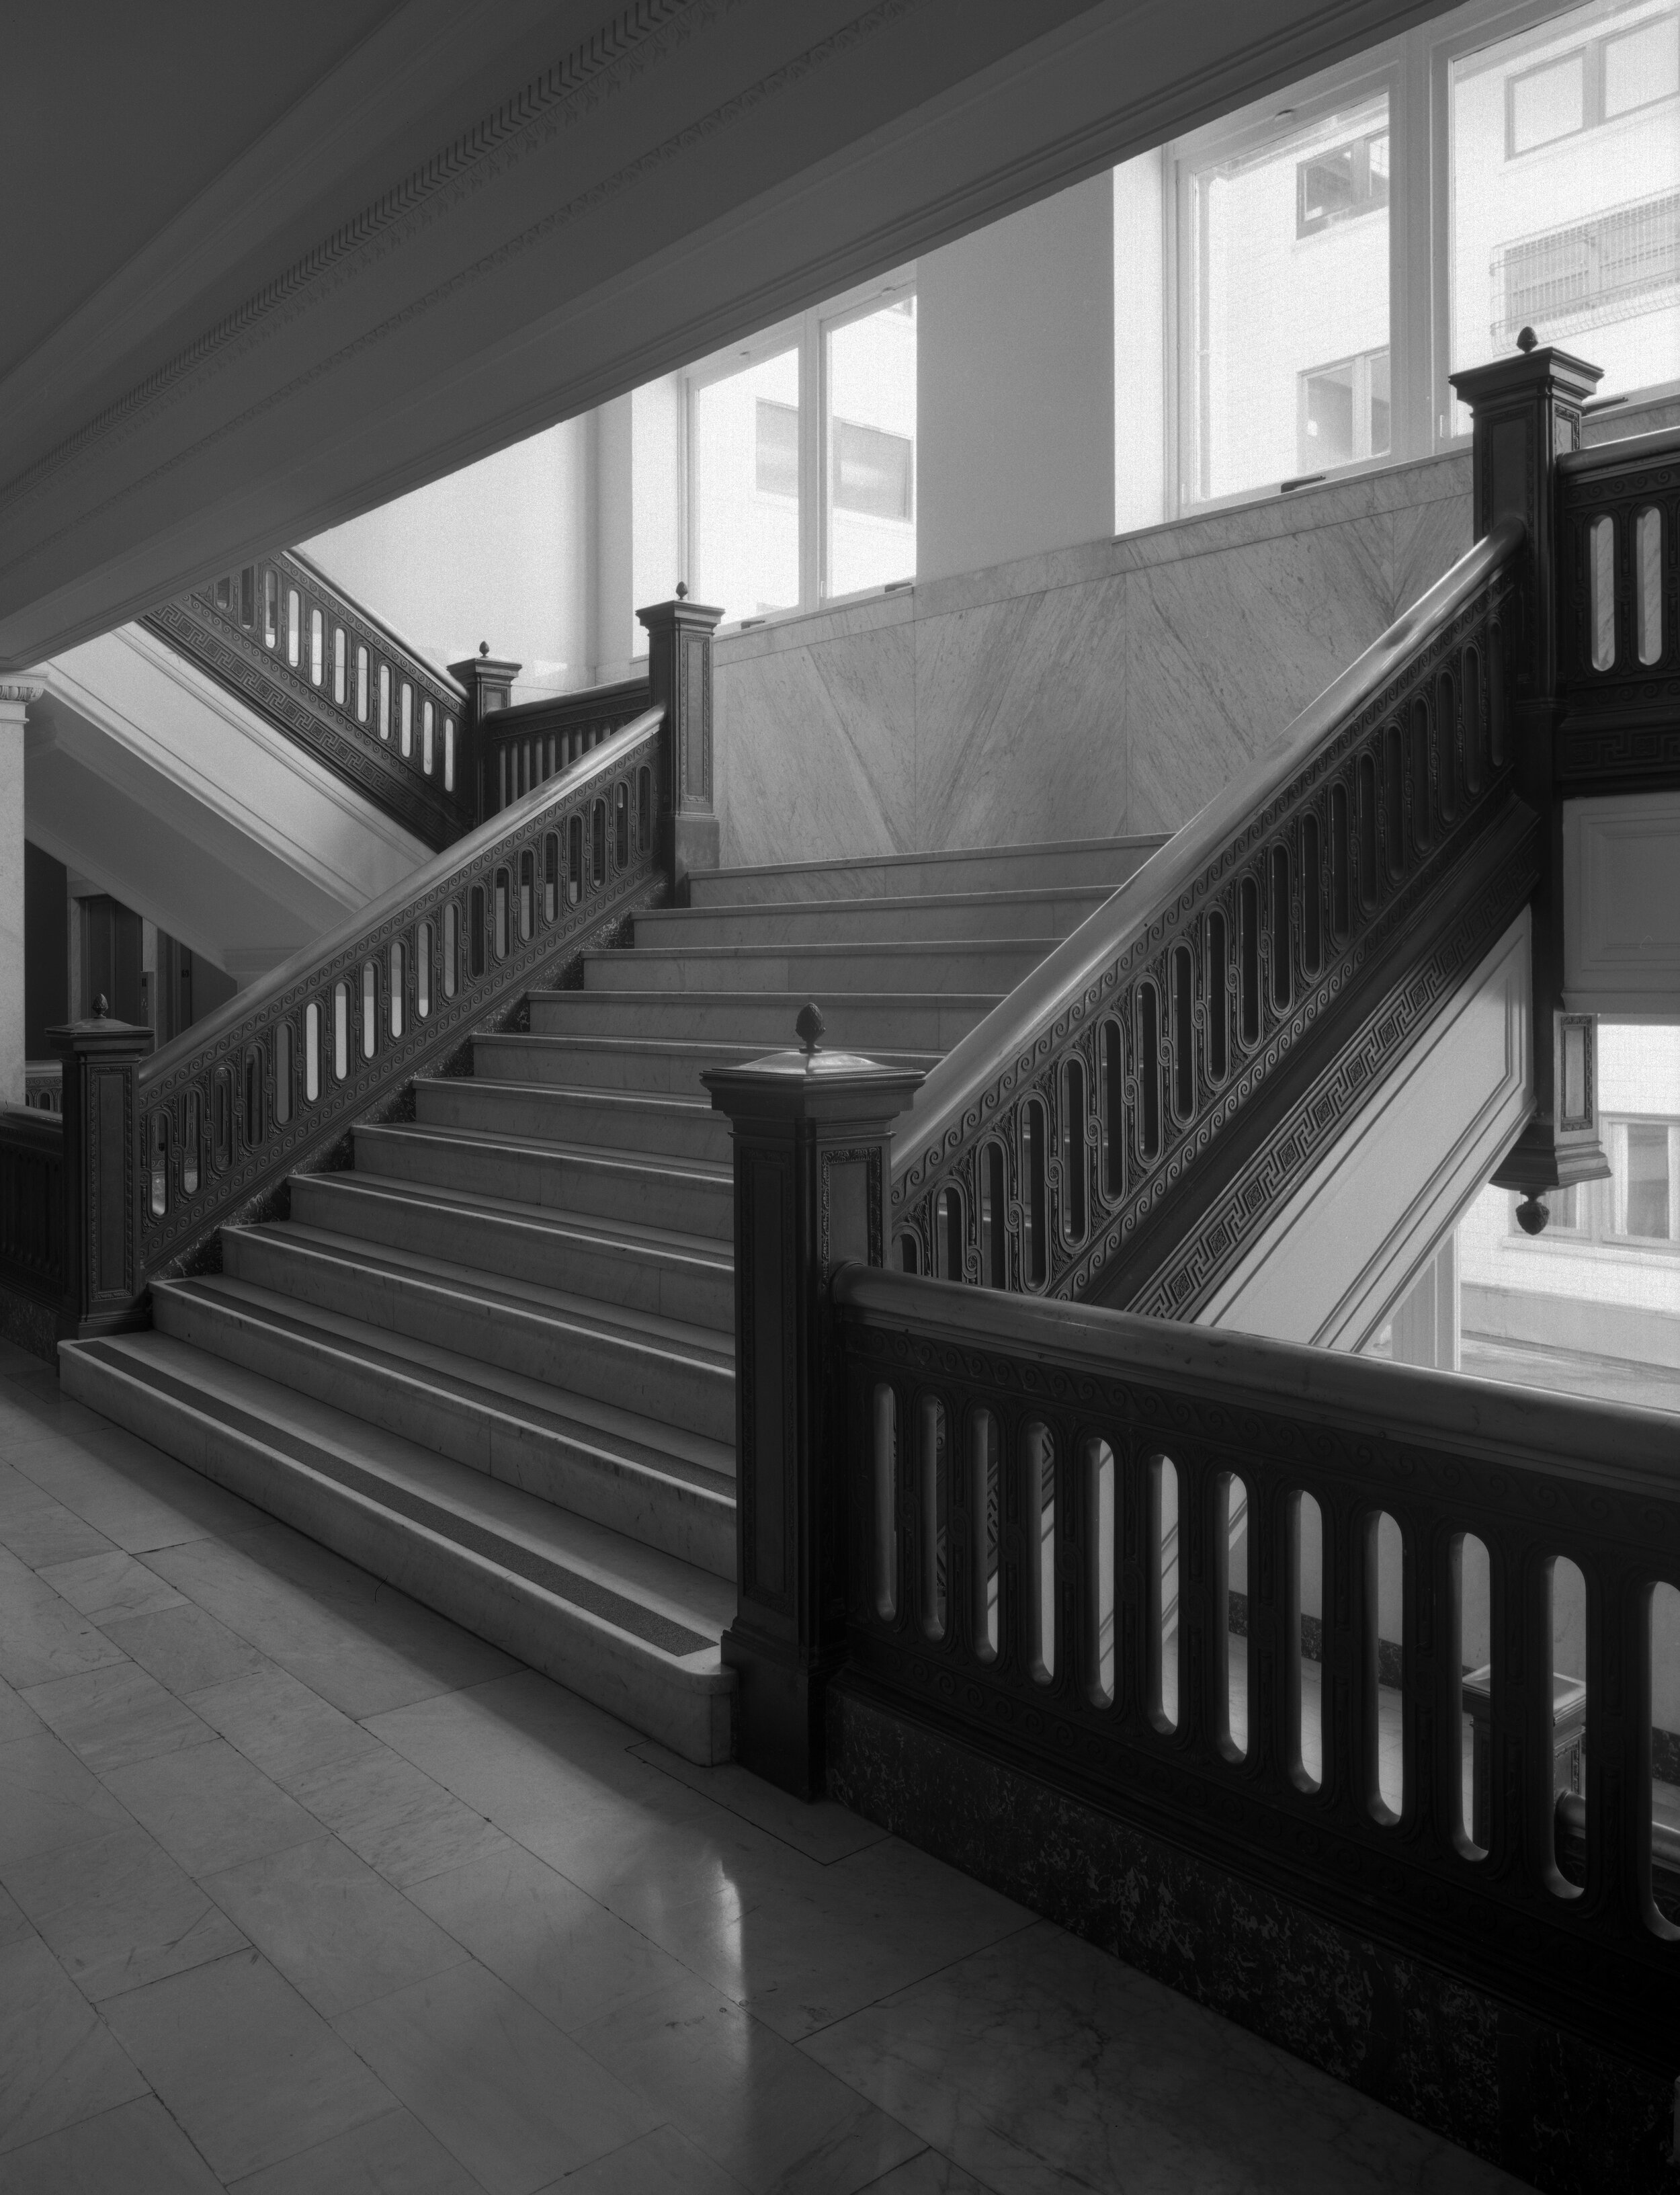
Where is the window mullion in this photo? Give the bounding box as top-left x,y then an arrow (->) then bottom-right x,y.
802,308 -> 823,608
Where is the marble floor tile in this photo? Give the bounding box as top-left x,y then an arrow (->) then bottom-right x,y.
505,1755 -> 814,1932
7,1434 -> 273,1553
802,1920 -> 1527,2194
570,1968 -> 923,2195
0,2092 -> 224,2194
850,2155 -> 989,2194
0,1671 -> 44,1741
5,1821 -> 249,2002
556,2121 -> 755,2194
0,1880 -> 30,1947
102,1948 -> 396,2182
0,1467 -> 116,1570
644,1833 -> 1034,2044
102,1735 -> 325,1878
227,2102 -> 483,2193
21,1657 -> 216,1774
0,1932 -> 149,2156
290,1740 -> 514,1887
630,1741 -> 889,1864
202,1833 -> 472,2019
188,1661 -> 389,1787
101,1598 -> 270,1694
0,1728 -> 134,1871
34,1547 -> 187,1624
0,1569 -> 128,1688
146,1528 -> 517,1716
407,1841 -> 696,2034
363,1668 -> 643,1821
335,1959 -> 661,2194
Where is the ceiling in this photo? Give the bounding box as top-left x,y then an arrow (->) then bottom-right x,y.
1,0 -> 1454,670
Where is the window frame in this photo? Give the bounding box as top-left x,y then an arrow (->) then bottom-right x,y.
679,265 -> 917,629
1157,0 -> 1680,522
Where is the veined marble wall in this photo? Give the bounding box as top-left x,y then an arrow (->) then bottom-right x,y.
711,397 -> 1679,866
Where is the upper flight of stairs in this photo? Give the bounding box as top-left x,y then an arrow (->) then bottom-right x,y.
61,835 -> 1163,1762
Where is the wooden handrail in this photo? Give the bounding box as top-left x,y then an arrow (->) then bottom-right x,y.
891,520 -> 1528,1304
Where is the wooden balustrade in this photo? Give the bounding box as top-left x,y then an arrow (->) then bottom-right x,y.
1554,425 -> 1680,795
476,675 -> 653,819
0,1106 -> 67,1328
891,522 -> 1528,1304
143,549 -> 468,847
832,1264 -> 1680,2112
132,710 -> 665,1288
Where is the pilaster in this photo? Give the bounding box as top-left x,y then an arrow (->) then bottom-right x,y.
0,680 -> 44,1108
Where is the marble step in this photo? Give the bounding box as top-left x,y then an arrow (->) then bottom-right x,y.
632,886 -> 1113,948
526,989 -> 999,1050
582,938 -> 1055,996
687,835 -> 1169,905
58,1331 -> 735,1763
471,1030 -> 940,1096
413,1075 -> 730,1163
147,1274 -> 737,1576
222,1223 -> 736,1442
353,1120 -> 734,1237
289,1173 -> 734,1333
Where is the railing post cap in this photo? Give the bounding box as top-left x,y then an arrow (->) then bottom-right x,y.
700,1008 -> 923,1122
1448,341 -> 1602,411
46,1010 -> 153,1057
636,594 -> 724,635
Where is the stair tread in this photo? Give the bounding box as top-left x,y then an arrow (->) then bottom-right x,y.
591,938 -> 1058,962
475,1033 -> 942,1068
640,885 -> 1114,921
155,1274 -> 735,1485
356,1118 -> 732,1184
75,1331 -> 734,1655
296,1171 -> 733,1271
700,835 -> 1165,883
245,1219 -> 733,1366
528,987 -> 1003,1006
416,1075 -> 714,1120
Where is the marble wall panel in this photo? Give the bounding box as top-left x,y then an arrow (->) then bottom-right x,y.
714,619 -> 915,868
1126,517 -> 1393,833
707,454 -> 1505,865
913,573 -> 1130,851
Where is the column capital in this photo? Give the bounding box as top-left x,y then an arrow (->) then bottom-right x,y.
0,677 -> 45,716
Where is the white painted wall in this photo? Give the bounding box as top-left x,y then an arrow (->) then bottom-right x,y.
917,173 -> 1116,584
300,419 -> 595,704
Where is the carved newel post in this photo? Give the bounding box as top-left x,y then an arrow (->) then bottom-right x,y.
448,644 -> 521,824
49,999 -> 153,1343
638,590 -> 724,897
1450,331 -> 1610,1227
703,1007 -> 922,1796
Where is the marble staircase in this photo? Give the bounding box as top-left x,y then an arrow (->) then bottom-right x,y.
59,836 -> 1163,1764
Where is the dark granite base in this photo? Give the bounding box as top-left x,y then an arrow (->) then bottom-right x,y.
0,1282 -> 57,1364
827,1675 -> 1676,2195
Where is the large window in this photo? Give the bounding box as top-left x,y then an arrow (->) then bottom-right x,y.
1163,0 -> 1680,512
683,273 -> 915,626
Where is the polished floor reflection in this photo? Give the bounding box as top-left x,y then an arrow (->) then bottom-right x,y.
0,1340 -> 1531,2192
